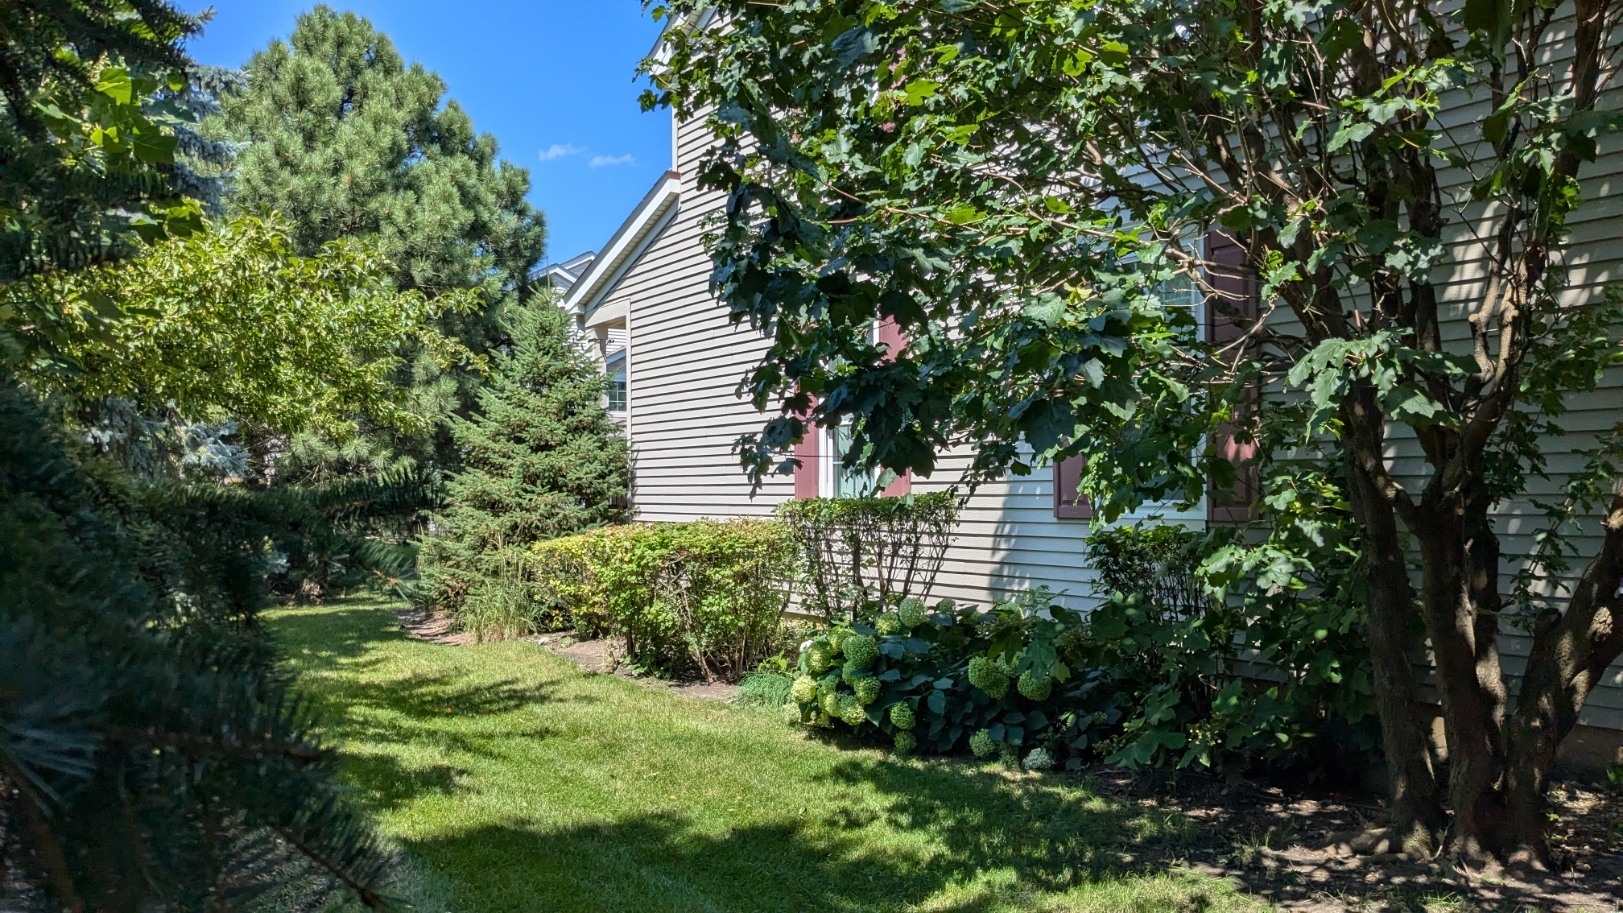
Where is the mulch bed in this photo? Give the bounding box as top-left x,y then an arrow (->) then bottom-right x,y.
391,609 -> 1621,911
391,609 -> 739,700
1092,766 -> 1623,911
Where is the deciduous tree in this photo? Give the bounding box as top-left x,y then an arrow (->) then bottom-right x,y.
649,0 -> 1623,863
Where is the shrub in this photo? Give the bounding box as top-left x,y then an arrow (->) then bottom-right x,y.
785,595 -> 1115,764
781,526 -> 1375,778
1084,524 -> 1376,775
776,493 -> 958,621
528,519 -> 797,681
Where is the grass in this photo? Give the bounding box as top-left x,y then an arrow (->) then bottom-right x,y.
269,598 -> 1267,913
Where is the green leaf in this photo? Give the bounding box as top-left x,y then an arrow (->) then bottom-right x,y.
1327,121 -> 1375,152
1098,40 -> 1130,67
95,67 -> 133,104
1462,0 -> 1504,34
904,79 -> 940,105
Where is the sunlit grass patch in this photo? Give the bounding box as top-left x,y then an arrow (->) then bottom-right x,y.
271,598 -> 1265,913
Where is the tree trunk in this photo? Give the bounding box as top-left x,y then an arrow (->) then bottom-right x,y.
1410,488 -> 1513,859
1342,397 -> 1445,854
1500,490 -> 1623,862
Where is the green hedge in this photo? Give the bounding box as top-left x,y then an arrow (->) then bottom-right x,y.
530,519 -> 797,681
776,492 -> 958,621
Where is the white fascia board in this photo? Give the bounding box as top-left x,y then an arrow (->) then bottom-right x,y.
648,7 -> 717,63
563,171 -> 682,321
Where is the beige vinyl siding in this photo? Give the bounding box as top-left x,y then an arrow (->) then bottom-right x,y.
616,110 -> 795,521
1252,58 -> 1623,728
907,447 -> 1207,610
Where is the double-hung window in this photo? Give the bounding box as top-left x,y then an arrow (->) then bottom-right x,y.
1053,232 -> 1258,523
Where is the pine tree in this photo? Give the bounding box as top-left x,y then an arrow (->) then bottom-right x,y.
223,5 -> 543,301
419,299 -> 630,620
220,5 -> 548,479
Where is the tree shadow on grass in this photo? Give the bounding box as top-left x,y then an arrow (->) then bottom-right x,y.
396,810 -> 1239,913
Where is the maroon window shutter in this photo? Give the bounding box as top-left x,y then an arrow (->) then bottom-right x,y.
1205,231 -> 1261,524
1053,455 -> 1092,519
793,429 -> 820,499
878,317 -> 913,496
792,387 -> 821,499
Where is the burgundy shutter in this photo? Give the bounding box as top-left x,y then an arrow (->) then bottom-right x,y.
1205,231 -> 1261,524
793,429 -> 820,499
1053,455 -> 1092,519
878,317 -> 913,496
792,387 -> 821,499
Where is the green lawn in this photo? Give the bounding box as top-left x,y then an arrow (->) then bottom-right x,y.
270,598 -> 1267,913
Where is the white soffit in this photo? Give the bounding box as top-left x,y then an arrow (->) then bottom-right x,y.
584,298 -> 628,330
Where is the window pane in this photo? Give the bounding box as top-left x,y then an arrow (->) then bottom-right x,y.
832,424 -> 873,497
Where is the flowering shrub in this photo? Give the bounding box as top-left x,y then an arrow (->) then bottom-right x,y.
784,595 -> 1118,766
780,524 -> 1376,778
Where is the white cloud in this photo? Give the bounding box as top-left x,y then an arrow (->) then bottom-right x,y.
589,153 -> 636,168
538,143 -> 584,161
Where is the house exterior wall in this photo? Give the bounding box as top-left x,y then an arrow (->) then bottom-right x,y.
596,57 -> 1623,742
610,110 -> 795,520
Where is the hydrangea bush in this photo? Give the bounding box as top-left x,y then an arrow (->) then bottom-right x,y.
781,528 -> 1377,778
785,595 -> 1119,766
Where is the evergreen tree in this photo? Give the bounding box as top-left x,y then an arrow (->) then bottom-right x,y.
1,6 -> 394,905
419,299 -> 630,619
0,0 -> 204,286
221,5 -> 547,479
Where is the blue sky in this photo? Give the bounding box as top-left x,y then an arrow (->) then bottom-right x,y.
180,1 -> 670,263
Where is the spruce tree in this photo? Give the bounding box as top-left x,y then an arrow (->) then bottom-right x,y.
1,5 -> 391,904
221,5 -> 547,478
419,299 -> 630,621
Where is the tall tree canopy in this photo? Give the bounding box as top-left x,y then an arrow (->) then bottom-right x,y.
220,5 -> 548,479
11,215 -> 478,439
223,4 -> 544,318
650,0 -> 1623,864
